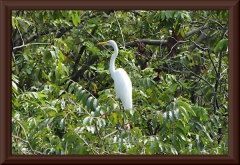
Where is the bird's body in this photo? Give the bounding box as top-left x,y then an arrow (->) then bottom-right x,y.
98,40 -> 132,110
113,68 -> 132,110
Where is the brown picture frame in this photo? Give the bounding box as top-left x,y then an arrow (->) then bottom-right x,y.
0,0 -> 239,164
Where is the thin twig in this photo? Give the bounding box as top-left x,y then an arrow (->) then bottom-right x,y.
190,39 -> 209,51
13,43 -> 51,50
17,27 -> 25,45
114,11 -> 125,48
12,135 -> 43,155
78,135 -> 99,154
94,122 -> 102,140
162,40 -> 188,60
207,50 -> 218,74
213,21 -> 228,114
103,130 -> 119,139
181,63 -> 214,88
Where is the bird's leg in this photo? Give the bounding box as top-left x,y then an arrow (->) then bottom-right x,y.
117,99 -> 123,112
118,101 -> 127,130
116,99 -> 126,129
114,99 -> 123,130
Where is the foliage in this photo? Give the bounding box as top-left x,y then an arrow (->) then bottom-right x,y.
12,10 -> 228,155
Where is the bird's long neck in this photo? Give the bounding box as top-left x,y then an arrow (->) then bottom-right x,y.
110,43 -> 118,80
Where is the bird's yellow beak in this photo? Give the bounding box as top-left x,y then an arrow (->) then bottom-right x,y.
98,41 -> 107,45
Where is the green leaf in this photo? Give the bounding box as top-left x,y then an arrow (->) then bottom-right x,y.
131,127 -> 142,139
178,106 -> 189,121
12,81 -> 18,94
82,93 -> 90,107
164,11 -> 174,20
86,97 -> 93,111
152,116 -> 157,128
83,117 -> 90,125
87,46 -> 100,54
55,66 -> 59,80
214,39 -> 228,53
23,54 -> 29,61
178,101 -> 196,116
192,106 -> 208,121
92,99 -> 98,110
126,146 -> 141,154
202,130 -> 213,142
173,108 -> 180,120
110,112 -> 119,125
43,50 -> 52,64
211,116 -> 219,128
196,134 -> 204,151
88,18 -> 101,24
161,11 -> 166,20
177,133 -> 186,141
170,145 -> 178,154
163,111 -> 169,123
68,83 -> 75,93
76,88 -> 86,102
50,50 -> 57,60
97,118 -> 106,128
157,112 -> 164,125
72,13 -> 80,26
86,126 -> 96,134
169,110 -> 175,122
175,124 -> 186,136
59,118 -> 65,130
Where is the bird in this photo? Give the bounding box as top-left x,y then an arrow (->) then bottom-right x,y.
98,40 -> 132,110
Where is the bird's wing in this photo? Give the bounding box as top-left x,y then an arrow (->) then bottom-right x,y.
114,68 -> 132,110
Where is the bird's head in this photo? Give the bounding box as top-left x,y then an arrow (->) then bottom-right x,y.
98,40 -> 116,47
98,40 -> 118,57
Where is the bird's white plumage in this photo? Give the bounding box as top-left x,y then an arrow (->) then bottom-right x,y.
98,40 -> 132,110
114,68 -> 132,110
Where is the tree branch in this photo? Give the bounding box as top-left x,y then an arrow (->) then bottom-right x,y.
114,11 -> 125,48
125,39 -> 167,48
70,26 -> 99,82
181,63 -> 214,88
13,43 -> 51,50
12,135 -> 43,155
184,26 -> 208,38
213,21 -> 228,114
188,28 -> 210,52
124,27 -> 206,49
103,130 -> 119,139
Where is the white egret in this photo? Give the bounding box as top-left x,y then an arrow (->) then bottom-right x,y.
98,40 -> 132,110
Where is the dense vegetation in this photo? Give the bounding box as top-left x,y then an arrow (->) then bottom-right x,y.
12,10 -> 228,155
